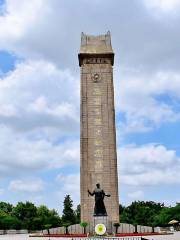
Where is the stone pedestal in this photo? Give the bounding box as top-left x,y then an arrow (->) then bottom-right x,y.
93,216 -> 112,234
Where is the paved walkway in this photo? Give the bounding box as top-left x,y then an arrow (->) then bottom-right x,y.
0,233 -> 180,240
145,231 -> 180,240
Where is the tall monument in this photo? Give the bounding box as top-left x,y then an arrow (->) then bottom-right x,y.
79,32 -> 119,230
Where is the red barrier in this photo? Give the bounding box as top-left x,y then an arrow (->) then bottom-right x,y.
115,232 -> 160,237
41,232 -> 161,238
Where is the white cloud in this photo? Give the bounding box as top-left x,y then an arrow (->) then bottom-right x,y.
0,0 -> 79,67
0,103 -> 17,117
56,173 -> 80,211
0,0 -> 180,207
0,0 -> 180,73
0,126 -> 79,176
56,173 -> 80,194
128,190 -> 144,199
118,144 -> 180,186
9,178 -> 44,193
116,69 -> 180,134
0,58 -> 80,177
0,0 -> 46,49
0,188 -> 4,195
0,59 -> 79,133
143,0 -> 180,12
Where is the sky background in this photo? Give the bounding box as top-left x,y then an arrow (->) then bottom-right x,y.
0,0 -> 180,213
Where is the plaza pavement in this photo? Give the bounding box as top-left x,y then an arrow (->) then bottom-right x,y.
145,231 -> 180,240
0,232 -> 180,240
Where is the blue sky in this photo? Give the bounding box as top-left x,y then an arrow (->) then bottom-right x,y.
0,0 -> 180,213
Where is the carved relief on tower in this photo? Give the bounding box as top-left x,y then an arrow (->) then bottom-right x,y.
94,118 -> 102,125
93,87 -> 101,95
94,97 -> 101,105
94,148 -> 103,158
94,139 -> 103,146
92,73 -> 101,83
94,108 -> 101,115
95,160 -> 103,170
94,128 -> 102,136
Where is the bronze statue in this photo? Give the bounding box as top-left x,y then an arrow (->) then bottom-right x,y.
88,183 -> 110,216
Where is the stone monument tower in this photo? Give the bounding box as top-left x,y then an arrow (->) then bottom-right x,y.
78,32 -> 119,231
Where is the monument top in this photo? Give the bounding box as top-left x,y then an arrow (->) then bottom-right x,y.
78,31 -> 114,66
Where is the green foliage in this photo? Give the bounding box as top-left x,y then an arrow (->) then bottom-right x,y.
113,222 -> 120,227
61,194 -> 77,235
62,222 -> 71,234
119,204 -> 125,215
62,222 -> 71,227
12,201 -> 37,230
44,224 -> 52,234
36,205 -> 61,229
44,224 -> 52,229
0,209 -> 8,217
80,222 -> 88,227
120,201 -> 180,227
1,198 -> 179,232
113,222 -> 120,234
153,203 -> 180,226
62,195 -> 76,225
75,204 -> 81,223
0,201 -> 61,231
0,215 -> 21,230
0,202 -> 13,214
80,222 -> 88,234
12,202 -> 37,221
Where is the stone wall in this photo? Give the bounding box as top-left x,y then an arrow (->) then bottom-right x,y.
0,229 -> 28,234
43,223 -> 156,234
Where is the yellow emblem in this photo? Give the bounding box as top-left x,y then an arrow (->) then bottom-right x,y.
95,223 -> 106,235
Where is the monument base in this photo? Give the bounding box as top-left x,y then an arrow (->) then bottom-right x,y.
93,216 -> 112,234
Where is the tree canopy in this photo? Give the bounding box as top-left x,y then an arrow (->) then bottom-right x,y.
0,201 -> 61,230
120,201 -> 180,227
62,195 -> 76,225
0,198 -> 179,230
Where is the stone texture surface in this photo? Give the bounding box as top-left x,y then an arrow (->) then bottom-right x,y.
79,31 -> 113,55
79,32 -> 119,230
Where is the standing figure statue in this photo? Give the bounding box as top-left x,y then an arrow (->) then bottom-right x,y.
88,183 -> 111,216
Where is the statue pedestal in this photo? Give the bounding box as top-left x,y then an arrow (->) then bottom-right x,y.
93,216 -> 112,234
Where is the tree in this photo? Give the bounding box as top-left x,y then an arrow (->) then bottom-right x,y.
36,205 -> 61,230
75,204 -> 81,223
0,216 -> 21,230
120,201 -> 164,226
0,201 -> 62,231
45,209 -> 61,228
31,217 -> 43,231
63,222 -> 70,234
113,222 -> 120,234
62,195 -> 76,225
44,224 -> 52,235
80,222 -> 88,234
0,210 -> 8,229
154,203 -> 180,227
119,204 -> 125,215
12,202 -> 37,230
0,202 -> 13,214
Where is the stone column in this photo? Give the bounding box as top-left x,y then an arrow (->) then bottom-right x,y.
79,32 -> 119,232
